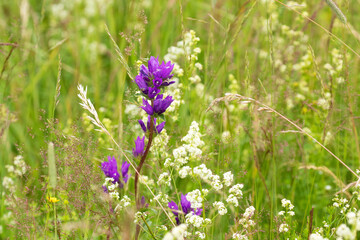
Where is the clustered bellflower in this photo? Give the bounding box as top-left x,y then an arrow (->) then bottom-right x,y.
132,56 -> 175,158
101,156 -> 130,190
168,193 -> 203,225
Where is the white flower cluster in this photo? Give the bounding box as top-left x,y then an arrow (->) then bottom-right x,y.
186,189 -> 203,209
309,232 -> 329,240
226,194 -> 239,207
139,175 -> 155,186
150,192 -> 169,205
3,155 -> 27,193
317,92 -> 331,111
164,30 -> 201,79
185,212 -> 204,228
232,233 -> 248,240
221,131 -> 232,144
151,129 -> 170,157
233,206 -> 255,239
2,177 -> 15,193
210,174 -> 224,191
157,225 -> 168,232
336,224 -> 355,240
164,88 -> 184,120
169,121 -> 204,168
225,183 -> 245,207
162,224 -> 187,240
229,184 -> 244,197
279,223 -> 289,233
193,164 -> 213,180
114,195 -> 131,212
158,172 -> 171,186
332,196 -> 349,214
134,211 -> 147,224
239,206 -> 256,228
195,231 -> 206,239
103,177 -> 120,201
213,201 -> 228,215
279,198 -> 295,216
178,166 -> 192,178
12,155 -> 27,176
324,48 -> 347,84
223,171 -> 234,187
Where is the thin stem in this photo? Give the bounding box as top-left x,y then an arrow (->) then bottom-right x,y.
141,215 -> 157,240
54,202 -> 57,240
135,115 -> 155,208
135,111 -> 155,240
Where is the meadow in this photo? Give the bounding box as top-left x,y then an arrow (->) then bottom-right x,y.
1,0 -> 360,239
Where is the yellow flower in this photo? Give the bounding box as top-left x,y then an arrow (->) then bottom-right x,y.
47,196 -> 59,203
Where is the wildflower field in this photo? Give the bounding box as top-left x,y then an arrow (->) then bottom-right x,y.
2,0 -> 360,239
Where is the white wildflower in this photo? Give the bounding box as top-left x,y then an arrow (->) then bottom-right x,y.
185,212 -> 204,228
223,171 -> 234,187
279,223 -> 289,233
114,195 -> 131,212
158,172 -> 171,186
336,224 -> 355,240
213,201 -> 227,215
229,184 -> 244,197
179,166 -> 192,178
186,189 -> 203,209
226,194 -> 239,207
210,174 -> 223,190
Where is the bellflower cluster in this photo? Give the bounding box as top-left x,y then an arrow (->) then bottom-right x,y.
101,156 -> 130,190
133,56 -> 174,158
168,193 -> 202,225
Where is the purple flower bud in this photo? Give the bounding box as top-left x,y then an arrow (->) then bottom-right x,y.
132,136 -> 145,157
141,99 -> 154,115
156,121 -> 166,133
135,75 -> 148,93
138,119 -> 147,132
121,161 -> 130,183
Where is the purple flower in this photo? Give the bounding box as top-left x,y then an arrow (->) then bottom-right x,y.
141,95 -> 173,116
138,116 -> 166,134
134,56 -> 175,99
101,157 -> 130,191
153,94 -> 174,115
121,161 -> 130,183
101,156 -> 120,184
141,99 -> 154,115
168,193 -> 203,225
132,136 -> 145,157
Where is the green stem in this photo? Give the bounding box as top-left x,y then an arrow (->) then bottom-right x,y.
141,215 -> 157,240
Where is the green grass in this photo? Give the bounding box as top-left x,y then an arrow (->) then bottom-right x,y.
1,0 -> 360,239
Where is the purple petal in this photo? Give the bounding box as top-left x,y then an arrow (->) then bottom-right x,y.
138,119 -> 147,132
141,99 -> 154,115
156,121 -> 166,133
121,161 -> 130,183
180,194 -> 191,215
168,201 -> 179,216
